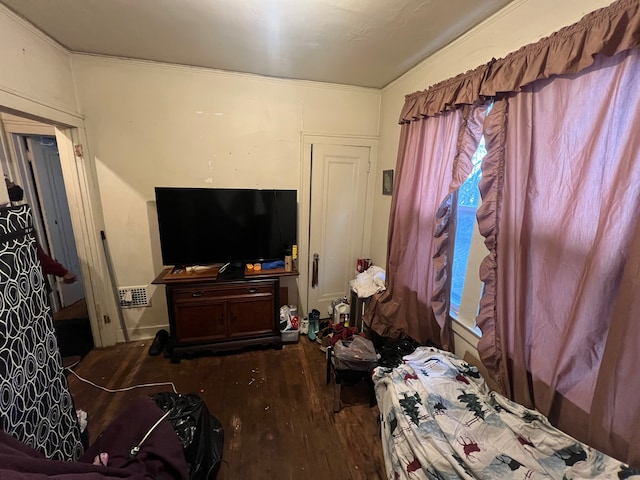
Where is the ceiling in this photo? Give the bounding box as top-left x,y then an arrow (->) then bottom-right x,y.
1,0 -> 513,89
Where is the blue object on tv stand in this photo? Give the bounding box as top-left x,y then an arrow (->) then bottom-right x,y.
261,260 -> 285,270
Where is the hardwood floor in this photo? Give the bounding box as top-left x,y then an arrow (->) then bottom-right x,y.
67,337 -> 386,479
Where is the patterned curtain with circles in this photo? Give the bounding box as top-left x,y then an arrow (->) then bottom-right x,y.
0,204 -> 82,460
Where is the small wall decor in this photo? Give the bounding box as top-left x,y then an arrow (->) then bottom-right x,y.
382,169 -> 394,195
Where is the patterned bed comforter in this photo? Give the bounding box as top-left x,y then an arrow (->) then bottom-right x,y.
373,347 -> 640,480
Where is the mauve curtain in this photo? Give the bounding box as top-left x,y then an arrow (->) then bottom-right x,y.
374,0 -> 640,466
431,104 -> 488,349
400,0 -> 640,123
476,48 -> 640,466
590,206 -> 640,465
364,109 -> 463,346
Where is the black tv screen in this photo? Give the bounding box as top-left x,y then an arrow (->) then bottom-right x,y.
155,187 -> 297,266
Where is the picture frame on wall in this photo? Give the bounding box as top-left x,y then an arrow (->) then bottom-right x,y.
382,169 -> 394,195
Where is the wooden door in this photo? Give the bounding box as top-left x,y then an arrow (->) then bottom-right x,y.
307,144 -> 370,319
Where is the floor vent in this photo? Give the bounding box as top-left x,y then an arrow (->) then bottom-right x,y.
118,286 -> 150,308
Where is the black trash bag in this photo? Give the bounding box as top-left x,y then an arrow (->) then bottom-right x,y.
150,392 -> 224,480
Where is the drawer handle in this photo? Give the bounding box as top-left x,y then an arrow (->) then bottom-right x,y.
247,287 -> 258,293
192,291 -> 204,297
230,312 -> 237,323
218,313 -> 224,325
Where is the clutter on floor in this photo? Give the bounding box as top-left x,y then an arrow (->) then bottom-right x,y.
308,308 -> 320,341
280,304 -> 300,343
327,335 -> 378,412
150,392 -> 224,480
148,329 -> 169,356
298,274 -> 431,415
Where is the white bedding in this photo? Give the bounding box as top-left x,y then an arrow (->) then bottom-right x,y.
373,347 -> 640,479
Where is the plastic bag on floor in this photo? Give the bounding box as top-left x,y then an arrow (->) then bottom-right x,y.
150,392 -> 224,480
279,305 -> 299,331
333,336 -> 378,372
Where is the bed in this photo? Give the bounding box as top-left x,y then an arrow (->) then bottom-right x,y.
373,346 -> 640,479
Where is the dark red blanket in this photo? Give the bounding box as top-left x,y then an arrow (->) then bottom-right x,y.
0,396 -> 189,479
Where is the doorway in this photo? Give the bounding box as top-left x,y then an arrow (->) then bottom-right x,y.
11,134 -> 86,311
0,111 -> 118,349
301,136 -> 377,320
9,132 -> 93,358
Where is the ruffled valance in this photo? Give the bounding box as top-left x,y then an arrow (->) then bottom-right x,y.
399,64 -> 490,123
399,0 -> 640,123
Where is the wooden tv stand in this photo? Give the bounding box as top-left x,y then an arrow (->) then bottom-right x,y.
152,266 -> 297,362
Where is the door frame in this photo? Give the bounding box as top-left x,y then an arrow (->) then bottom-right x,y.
299,133 -> 378,319
55,126 -> 119,347
0,110 -> 119,348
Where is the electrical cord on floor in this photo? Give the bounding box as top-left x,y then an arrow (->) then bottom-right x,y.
65,367 -> 178,394
63,356 -> 82,370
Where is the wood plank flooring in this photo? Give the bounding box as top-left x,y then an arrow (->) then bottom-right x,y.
67,337 -> 386,480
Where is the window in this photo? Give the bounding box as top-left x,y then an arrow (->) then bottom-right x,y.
449,137 -> 486,335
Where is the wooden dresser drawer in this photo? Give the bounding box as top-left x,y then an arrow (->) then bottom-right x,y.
171,281 -> 274,303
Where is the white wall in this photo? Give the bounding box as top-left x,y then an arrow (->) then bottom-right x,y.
71,55 -> 381,339
0,5 -> 80,124
372,0 -> 617,355
0,4 -> 79,196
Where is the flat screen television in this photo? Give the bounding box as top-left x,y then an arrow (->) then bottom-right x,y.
155,187 -> 297,267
